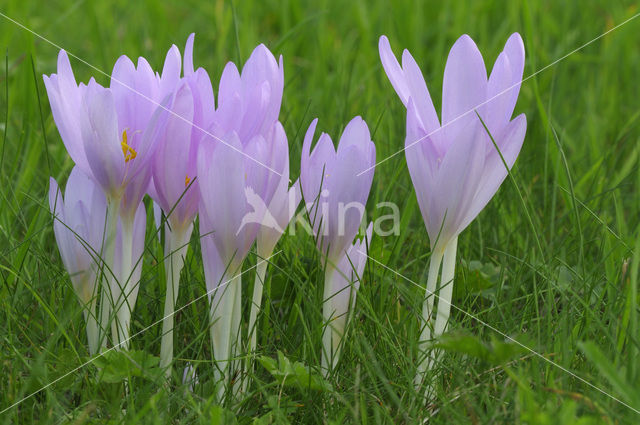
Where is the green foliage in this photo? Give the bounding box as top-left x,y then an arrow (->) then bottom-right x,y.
258,351 -> 333,393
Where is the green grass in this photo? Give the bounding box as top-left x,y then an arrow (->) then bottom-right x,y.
1,0 -> 640,423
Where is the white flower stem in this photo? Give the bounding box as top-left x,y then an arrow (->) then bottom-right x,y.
84,298 -> 99,355
434,237 -> 458,338
415,237 -> 459,390
98,198 -> 120,350
114,215 -> 135,350
321,264 -> 336,375
209,271 -> 240,401
242,251 -> 270,392
415,246 -> 444,385
230,272 -> 242,396
247,251 -> 269,359
159,224 -> 192,377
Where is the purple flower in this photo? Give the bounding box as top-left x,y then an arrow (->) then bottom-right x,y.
379,33 -> 527,251
49,166 -> 146,353
43,49 -> 171,215
49,167 -> 107,312
300,116 -> 376,264
152,34 -> 215,230
215,44 -> 284,144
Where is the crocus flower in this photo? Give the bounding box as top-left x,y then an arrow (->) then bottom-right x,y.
43,51 -> 169,209
195,41 -> 286,394
247,123 -> 300,372
299,116 -> 375,372
379,33 -> 526,383
151,34 -> 216,376
324,222 -> 373,371
300,117 -> 376,265
49,166 -> 107,355
215,44 -> 284,144
197,129 -> 265,395
44,48 -> 171,349
49,166 -> 146,352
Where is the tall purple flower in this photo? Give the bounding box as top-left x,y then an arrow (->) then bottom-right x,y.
43,42 -> 179,350
197,121 -> 290,394
379,33 -> 527,383
49,167 -> 106,354
49,166 -> 146,353
196,42 -> 287,394
150,34 -> 216,376
299,116 -> 375,372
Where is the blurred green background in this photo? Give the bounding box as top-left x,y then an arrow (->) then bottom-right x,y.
1,0 -> 640,423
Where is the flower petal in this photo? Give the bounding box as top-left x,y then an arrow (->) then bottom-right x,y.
378,35 -> 410,105
80,82 -> 124,196
442,34 -> 488,142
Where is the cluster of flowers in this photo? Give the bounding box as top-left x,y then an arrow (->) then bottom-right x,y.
45,31 -> 526,394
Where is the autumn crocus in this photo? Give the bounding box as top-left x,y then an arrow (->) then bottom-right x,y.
379,33 -> 527,383
44,48 -> 170,349
49,167 -> 146,354
215,44 -> 284,143
198,43 -> 287,394
49,167 -> 106,354
299,116 -> 376,372
151,34 -> 215,377
197,126 -> 273,396
246,124 -> 300,369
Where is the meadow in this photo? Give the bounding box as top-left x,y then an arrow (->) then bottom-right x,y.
1,0 -> 640,423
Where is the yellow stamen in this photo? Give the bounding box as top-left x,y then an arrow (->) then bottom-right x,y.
120,129 -> 137,162
185,175 -> 191,187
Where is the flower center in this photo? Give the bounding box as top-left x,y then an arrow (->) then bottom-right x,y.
120,129 -> 137,162
185,175 -> 191,187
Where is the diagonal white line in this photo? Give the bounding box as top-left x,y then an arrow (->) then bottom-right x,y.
357,12 -> 640,176
362,251 -> 640,416
362,250 -> 640,414
0,250 -> 282,415
0,11 -> 283,177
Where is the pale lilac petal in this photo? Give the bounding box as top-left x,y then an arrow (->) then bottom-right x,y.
442,34 -> 488,142
432,118 -> 486,246
481,51 -> 512,135
378,36 -> 410,105
184,33 -> 195,76
159,45 -> 182,98
80,82 -> 124,195
336,116 -> 369,155
325,145 -> 371,260
152,83 -> 195,221
110,55 -> 137,132
463,113 -> 526,227
405,101 -> 435,235
197,132 -> 250,266
401,50 -> 441,137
